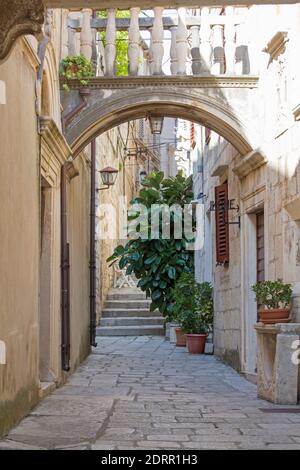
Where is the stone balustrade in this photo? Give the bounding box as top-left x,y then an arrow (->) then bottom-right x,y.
62,7 -> 251,77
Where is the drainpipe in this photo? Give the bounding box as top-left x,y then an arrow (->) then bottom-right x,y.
89,140 -> 98,347
61,165 -> 71,371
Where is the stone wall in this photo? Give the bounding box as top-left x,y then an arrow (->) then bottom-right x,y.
95,124 -> 137,319
68,152 -> 91,370
196,6 -> 300,377
0,29 -> 93,435
199,135 -> 243,371
0,39 -> 40,435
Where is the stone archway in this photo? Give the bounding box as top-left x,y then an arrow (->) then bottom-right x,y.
63,80 -> 262,158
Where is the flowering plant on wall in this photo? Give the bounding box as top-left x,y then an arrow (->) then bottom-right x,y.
60,55 -> 94,91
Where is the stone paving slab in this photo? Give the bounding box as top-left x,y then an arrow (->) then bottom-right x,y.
1,336 -> 300,450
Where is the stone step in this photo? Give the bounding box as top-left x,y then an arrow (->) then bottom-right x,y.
96,325 -> 165,336
100,316 -> 164,327
105,300 -> 151,309
107,289 -> 146,301
102,308 -> 161,318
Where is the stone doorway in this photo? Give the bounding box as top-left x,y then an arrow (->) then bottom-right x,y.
39,177 -> 54,383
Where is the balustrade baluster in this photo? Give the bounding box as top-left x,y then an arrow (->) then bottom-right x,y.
105,9 -> 116,76
148,27 -> 154,75
190,25 -> 201,75
211,24 -> 225,74
176,8 -> 188,75
224,6 -> 235,74
151,7 -> 164,75
235,22 -> 250,74
80,9 -> 93,60
68,26 -> 77,56
199,7 -> 212,73
61,10 -> 69,58
170,25 -> 178,75
128,7 -> 140,76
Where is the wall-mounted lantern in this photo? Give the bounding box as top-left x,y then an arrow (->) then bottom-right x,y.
97,166 -> 119,191
139,170 -> 147,184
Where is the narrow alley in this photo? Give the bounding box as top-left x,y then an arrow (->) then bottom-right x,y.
1,336 -> 300,451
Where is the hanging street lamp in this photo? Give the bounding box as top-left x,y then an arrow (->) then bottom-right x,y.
148,115 -> 164,135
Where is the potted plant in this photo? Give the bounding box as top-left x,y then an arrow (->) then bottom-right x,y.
174,273 -> 213,353
60,55 -> 94,91
251,279 -> 292,324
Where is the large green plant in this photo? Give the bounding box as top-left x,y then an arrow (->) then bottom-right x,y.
107,171 -> 195,320
251,279 -> 292,309
60,55 -> 94,91
173,273 -> 213,334
98,10 -> 130,76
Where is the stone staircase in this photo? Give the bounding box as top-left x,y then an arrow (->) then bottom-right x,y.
96,288 -> 165,336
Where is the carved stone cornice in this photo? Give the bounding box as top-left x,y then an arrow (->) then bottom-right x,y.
0,0 -> 45,62
211,164 -> 228,178
283,194 -> 300,221
40,115 -> 73,185
292,104 -> 300,122
263,31 -> 289,62
232,150 -> 267,179
45,0 -> 300,7
62,75 -> 259,91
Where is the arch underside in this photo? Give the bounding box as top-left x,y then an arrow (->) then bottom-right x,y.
65,88 -> 259,157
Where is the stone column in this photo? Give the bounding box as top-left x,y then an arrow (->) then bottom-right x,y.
199,7 -> 212,73
224,6 -> 235,74
128,7 -> 140,76
170,25 -> 178,75
211,24 -> 225,74
255,323 -> 300,405
105,8 -> 116,76
80,9 -> 93,60
274,333 -> 299,404
151,7 -> 164,75
190,25 -> 201,75
176,8 -> 188,75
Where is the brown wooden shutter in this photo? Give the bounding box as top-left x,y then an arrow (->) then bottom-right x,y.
215,183 -> 229,265
256,212 -> 265,282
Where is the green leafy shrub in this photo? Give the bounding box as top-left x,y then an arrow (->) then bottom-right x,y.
251,279 -> 292,309
107,171 -> 195,320
173,272 -> 213,334
60,55 -> 94,91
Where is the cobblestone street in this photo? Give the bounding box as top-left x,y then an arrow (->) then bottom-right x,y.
1,336 -> 300,450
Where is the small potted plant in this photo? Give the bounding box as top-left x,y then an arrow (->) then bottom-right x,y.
174,273 -> 213,353
251,279 -> 292,324
60,55 -> 94,91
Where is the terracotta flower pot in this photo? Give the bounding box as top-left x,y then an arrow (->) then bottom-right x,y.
175,328 -> 186,347
186,334 -> 207,354
258,308 -> 291,325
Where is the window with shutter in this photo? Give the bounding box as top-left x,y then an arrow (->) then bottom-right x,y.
256,212 -> 265,282
215,182 -> 229,265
